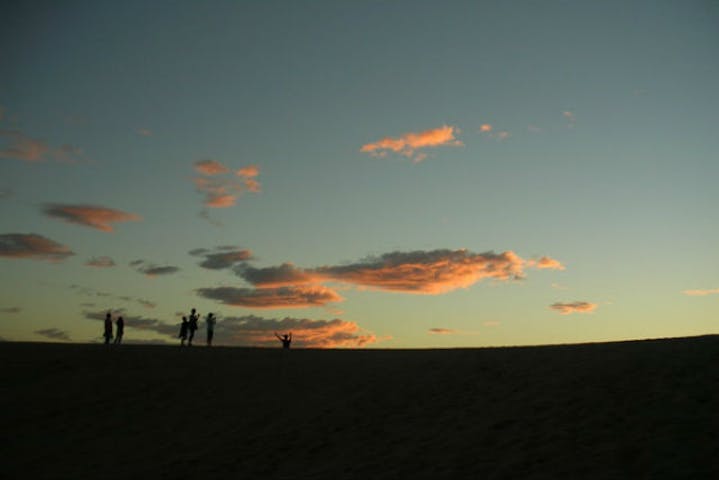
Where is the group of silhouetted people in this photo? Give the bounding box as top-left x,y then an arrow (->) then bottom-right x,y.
103,312 -> 124,345
179,308 -> 217,347
102,307 -> 292,348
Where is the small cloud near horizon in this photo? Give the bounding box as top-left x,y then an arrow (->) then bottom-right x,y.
44,204 -> 141,232
35,328 -> 71,341
196,285 -> 343,309
0,306 -> 21,314
682,288 -> 719,296
549,301 -> 597,315
0,233 -> 74,261
360,125 -> 462,162
130,260 -> 180,277
428,328 -> 455,334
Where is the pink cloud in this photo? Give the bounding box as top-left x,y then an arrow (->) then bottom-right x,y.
428,328 -> 455,334
0,130 -> 84,163
236,165 -> 260,178
360,125 -> 463,162
0,233 -> 74,261
528,256 -> 566,270
44,204 -> 141,232
549,301 -> 597,315
194,159 -> 229,175
480,124 -> 493,133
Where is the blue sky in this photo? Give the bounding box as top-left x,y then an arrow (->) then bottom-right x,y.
1,1 -> 717,347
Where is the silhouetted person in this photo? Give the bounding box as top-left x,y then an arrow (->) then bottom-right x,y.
179,317 -> 189,346
206,312 -> 216,346
104,312 -> 113,345
114,316 -> 124,344
275,332 -> 292,349
187,308 -> 199,346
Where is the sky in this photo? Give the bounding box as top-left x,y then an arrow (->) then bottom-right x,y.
1,0 -> 717,348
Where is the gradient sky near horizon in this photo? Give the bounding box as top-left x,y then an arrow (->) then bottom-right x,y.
1,0 -> 717,348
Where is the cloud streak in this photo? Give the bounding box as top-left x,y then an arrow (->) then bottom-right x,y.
196,285 -> 343,309
35,328 -> 71,341
360,125 -> 462,162
0,130 -> 84,163
682,288 -> 719,296
0,233 -> 74,261
190,246 -> 252,270
130,260 -> 180,277
549,301 -> 597,315
44,204 -> 141,232
85,256 -> 116,268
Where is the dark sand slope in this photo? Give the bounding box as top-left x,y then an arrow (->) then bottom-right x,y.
2,336 -> 718,479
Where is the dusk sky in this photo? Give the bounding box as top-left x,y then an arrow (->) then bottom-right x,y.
1,1 -> 717,348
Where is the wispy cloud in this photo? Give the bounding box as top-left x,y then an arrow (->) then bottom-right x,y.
85,256 -> 116,268
130,260 -> 180,277
527,256 -> 565,270
0,233 -> 74,261
71,285 -> 157,309
478,124 -> 510,141
682,288 -> 719,296
190,246 -> 252,270
196,285 -> 343,309
194,159 -> 229,175
0,307 -> 21,314
360,125 -> 463,162
549,301 -> 597,315
428,328 -> 455,334
563,111 -> 576,128
35,328 -> 71,341
137,128 -> 152,137
0,130 -> 84,163
193,160 -> 261,208
44,204 -> 141,232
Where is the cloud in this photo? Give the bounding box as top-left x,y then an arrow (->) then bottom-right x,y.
215,315 -> 377,348
428,328 -> 455,334
563,111 -> 576,128
0,130 -> 84,163
196,285 -> 344,309
35,328 -> 70,341
71,285 -> 158,309
85,256 -> 116,268
682,288 -> 719,296
194,159 -> 229,175
313,250 -> 525,294
478,125 -> 510,141
479,124 -> 493,133
0,307 -> 21,313
130,260 -> 180,277
137,299 -> 157,309
44,204 -> 141,232
549,301 -> 597,315
0,233 -> 74,261
190,246 -> 252,270
360,125 -> 463,162
528,256 -> 565,270
193,163 -> 261,208
235,262 -> 321,287
84,310 -> 177,336
137,128 -> 152,136
0,130 -> 49,162
482,321 -> 500,327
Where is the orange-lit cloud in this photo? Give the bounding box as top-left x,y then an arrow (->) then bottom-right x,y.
480,124 -> 493,132
0,130 -> 84,163
85,256 -> 116,268
196,285 -> 344,309
129,260 -> 180,277
528,256 -> 566,270
216,315 -> 377,348
194,159 -> 229,175
314,250 -> 525,294
360,125 -> 463,162
44,204 -> 141,232
428,328 -> 455,334
190,246 -> 252,270
549,301 -> 597,315
682,288 -> 719,296
193,162 -> 261,208
235,249 -> 566,296
563,111 -> 576,127
0,233 -> 74,261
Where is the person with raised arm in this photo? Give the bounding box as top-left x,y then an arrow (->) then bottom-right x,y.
275,332 -> 292,349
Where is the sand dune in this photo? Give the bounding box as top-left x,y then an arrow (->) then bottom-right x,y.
2,336 -> 718,479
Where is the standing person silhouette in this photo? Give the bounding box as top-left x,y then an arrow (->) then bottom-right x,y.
206,313 -> 216,347
104,312 -> 113,345
275,332 -> 292,349
179,317 -> 189,346
187,308 -> 199,346
114,316 -> 124,344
